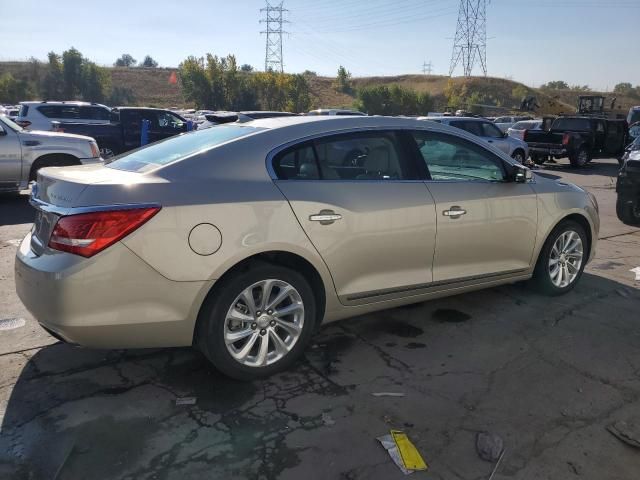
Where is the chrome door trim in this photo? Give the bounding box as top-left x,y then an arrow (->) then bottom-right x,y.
344,267 -> 530,302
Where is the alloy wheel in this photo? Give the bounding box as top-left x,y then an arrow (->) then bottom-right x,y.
224,279 -> 304,367
548,230 -> 584,288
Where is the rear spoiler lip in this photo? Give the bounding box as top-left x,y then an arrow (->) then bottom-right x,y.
29,194 -> 161,218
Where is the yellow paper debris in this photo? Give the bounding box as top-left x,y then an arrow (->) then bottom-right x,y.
391,430 -> 428,471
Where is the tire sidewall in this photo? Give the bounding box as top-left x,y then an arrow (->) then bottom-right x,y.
534,221 -> 588,295
198,264 -> 317,380
512,149 -> 525,164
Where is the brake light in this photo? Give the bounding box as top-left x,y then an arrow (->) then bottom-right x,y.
16,120 -> 31,128
562,133 -> 570,146
521,129 -> 527,141
48,207 -> 160,257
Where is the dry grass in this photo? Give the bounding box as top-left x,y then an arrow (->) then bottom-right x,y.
1,61 -> 637,117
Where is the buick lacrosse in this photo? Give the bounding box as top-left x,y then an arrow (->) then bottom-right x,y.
16,116 -> 599,379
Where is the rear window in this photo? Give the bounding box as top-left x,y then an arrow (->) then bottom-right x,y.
552,118 -> 591,131
511,121 -> 535,130
108,125 -> 262,172
38,105 -> 81,119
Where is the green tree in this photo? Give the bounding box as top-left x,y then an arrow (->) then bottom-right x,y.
114,53 -> 137,67
613,82 -> 633,95
109,86 -> 136,105
334,65 -> 352,93
569,84 -> 591,92
0,73 -> 32,103
355,84 -> 432,115
240,64 -> 254,72
141,55 -> 158,68
541,80 -> 569,90
62,47 -> 84,98
81,62 -> 110,102
286,74 -> 311,112
41,52 -> 64,100
179,56 -> 212,109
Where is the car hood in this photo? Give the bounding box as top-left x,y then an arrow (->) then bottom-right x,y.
19,129 -> 94,143
533,171 -> 585,193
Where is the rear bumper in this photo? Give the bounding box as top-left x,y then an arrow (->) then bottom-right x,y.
529,146 -> 567,156
15,233 -> 212,349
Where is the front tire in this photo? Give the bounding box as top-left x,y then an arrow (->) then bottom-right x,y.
616,196 -> 640,226
196,263 -> 317,380
511,149 -> 526,164
531,221 -> 588,295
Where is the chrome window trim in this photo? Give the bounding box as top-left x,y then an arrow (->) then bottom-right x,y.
265,125 -> 522,182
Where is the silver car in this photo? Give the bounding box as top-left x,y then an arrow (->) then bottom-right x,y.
427,116 -> 530,164
15,116 -> 599,379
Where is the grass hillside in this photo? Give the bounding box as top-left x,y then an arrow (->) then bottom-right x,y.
1,61 -> 636,117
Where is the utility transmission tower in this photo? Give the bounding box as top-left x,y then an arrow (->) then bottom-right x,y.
422,60 -> 433,75
449,0 -> 488,77
260,1 -> 288,73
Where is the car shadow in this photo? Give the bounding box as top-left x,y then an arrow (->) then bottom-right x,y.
0,192 -> 34,226
1,273 -> 638,479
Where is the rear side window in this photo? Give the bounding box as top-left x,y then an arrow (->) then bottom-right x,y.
411,130 -> 506,182
79,106 -> 111,120
552,118 -> 591,131
37,105 -> 82,119
108,125 -> 261,172
450,120 -> 482,136
272,131 -> 412,181
19,105 -> 29,117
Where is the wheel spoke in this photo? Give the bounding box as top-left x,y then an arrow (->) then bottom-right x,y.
567,262 -> 578,273
266,286 -> 293,311
227,308 -> 253,324
231,332 -> 259,360
225,328 -> 254,345
256,334 -> 269,366
563,265 -> 570,286
275,318 -> 301,337
549,258 -> 559,266
273,302 -> 303,318
269,329 -> 289,356
259,279 -> 276,311
241,289 -> 257,316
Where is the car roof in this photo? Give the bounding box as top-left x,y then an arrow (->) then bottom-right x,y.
19,101 -> 108,107
424,116 -> 488,122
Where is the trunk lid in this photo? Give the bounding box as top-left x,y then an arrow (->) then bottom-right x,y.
30,164 -> 162,256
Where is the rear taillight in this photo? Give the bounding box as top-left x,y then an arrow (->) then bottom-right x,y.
48,207 -> 160,257
16,120 -> 31,128
562,133 -> 570,146
521,129 -> 527,141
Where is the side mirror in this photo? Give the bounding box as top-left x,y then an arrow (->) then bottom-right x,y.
514,166 -> 533,183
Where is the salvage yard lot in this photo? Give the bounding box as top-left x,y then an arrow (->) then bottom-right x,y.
1,158 -> 639,479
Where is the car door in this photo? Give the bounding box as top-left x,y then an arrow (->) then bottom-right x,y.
272,130 -> 437,304
593,120 -> 606,153
0,120 -> 23,188
409,130 -> 538,283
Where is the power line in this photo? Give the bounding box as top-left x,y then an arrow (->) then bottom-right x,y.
260,1 -> 289,72
449,0 -> 488,77
422,60 -> 433,75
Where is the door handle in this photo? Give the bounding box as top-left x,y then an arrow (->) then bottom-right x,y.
309,210 -> 342,225
443,206 -> 467,219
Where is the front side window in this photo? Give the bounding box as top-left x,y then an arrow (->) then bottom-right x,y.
450,120 -> 482,137
411,131 -> 506,182
272,131 -> 411,181
158,112 -> 185,129
480,122 -> 504,138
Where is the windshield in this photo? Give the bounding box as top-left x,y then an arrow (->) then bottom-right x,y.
552,118 -> 591,131
629,109 -> 640,125
108,124 -> 263,173
0,115 -> 24,132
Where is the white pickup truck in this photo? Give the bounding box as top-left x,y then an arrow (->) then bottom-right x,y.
0,115 -> 102,193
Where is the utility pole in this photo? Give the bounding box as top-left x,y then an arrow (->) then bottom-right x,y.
422,60 -> 433,75
260,1 -> 288,73
449,0 -> 488,77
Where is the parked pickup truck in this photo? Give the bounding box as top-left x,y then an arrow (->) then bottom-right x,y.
53,107 -> 189,157
0,114 -> 102,193
524,116 -> 627,167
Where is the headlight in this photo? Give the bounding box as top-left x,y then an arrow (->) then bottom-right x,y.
89,141 -> 100,158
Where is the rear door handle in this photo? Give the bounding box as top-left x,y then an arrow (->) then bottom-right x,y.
309,210 -> 342,225
443,206 -> 466,219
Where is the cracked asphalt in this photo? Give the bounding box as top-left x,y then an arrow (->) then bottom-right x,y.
1,157 -> 639,480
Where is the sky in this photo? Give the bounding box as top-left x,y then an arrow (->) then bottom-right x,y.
1,0 -> 639,91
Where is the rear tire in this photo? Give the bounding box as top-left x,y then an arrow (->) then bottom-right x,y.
29,154 -> 81,181
569,147 -> 590,167
196,263 -> 317,380
531,153 -> 547,165
531,220 -> 588,295
616,196 -> 640,226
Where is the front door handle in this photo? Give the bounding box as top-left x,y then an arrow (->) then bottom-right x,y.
443,206 -> 467,219
309,209 -> 342,225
